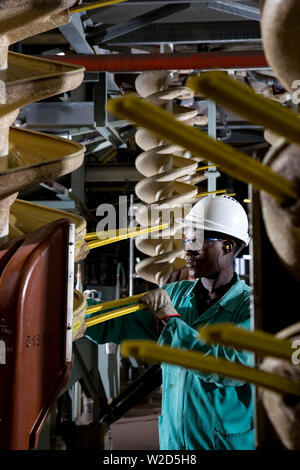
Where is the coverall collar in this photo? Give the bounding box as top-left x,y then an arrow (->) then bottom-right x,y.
182,274 -> 246,322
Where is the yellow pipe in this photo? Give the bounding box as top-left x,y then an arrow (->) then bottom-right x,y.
187,72 -> 300,146
107,96 -> 298,205
102,151 -> 117,165
198,324 -> 293,361
71,0 -> 128,14
196,164 -> 218,172
72,291 -> 148,332
196,189 -> 226,198
85,303 -> 145,328
72,319 -> 82,332
98,146 -> 115,162
86,223 -> 169,248
86,292 -> 148,314
84,228 -> 132,241
120,340 -> 300,397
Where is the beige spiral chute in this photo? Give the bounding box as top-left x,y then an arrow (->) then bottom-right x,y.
0,0 -> 84,244
259,322 -> 300,450
133,71 -> 208,286
0,1 -> 87,342
261,0 -> 300,94
259,0 -> 300,284
259,4 -> 300,445
260,142 -> 300,283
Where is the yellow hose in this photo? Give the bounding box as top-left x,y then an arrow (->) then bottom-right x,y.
107,95 -> 298,205
72,291 -> 148,332
199,323 -> 293,361
196,164 -> 217,172
188,72 -> 300,146
71,0 -> 128,14
121,340 -> 300,397
85,291 -> 148,314
85,223 -> 168,248
85,303 -> 145,328
196,189 -> 226,198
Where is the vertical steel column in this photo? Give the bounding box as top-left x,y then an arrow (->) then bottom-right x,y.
205,100 -> 220,191
249,186 -> 264,449
94,72 -> 126,148
71,164 -> 85,207
129,194 -> 135,297
94,72 -> 107,127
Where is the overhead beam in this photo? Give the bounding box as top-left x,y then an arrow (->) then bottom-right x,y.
104,20 -> 261,45
87,3 -> 191,45
207,1 -> 260,21
85,166 -> 142,182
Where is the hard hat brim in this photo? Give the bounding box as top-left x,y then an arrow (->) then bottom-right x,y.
175,217 -> 250,246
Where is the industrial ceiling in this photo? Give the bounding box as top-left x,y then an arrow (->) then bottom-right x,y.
22,1 -> 262,54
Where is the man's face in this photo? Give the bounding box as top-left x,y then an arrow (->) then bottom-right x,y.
183,229 -> 231,279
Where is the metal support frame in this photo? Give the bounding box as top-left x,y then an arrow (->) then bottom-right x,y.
23,102 -> 95,130
100,364 -> 162,426
63,338 -> 109,422
207,1 -> 260,21
59,12 -> 95,54
87,3 -> 191,45
85,166 -> 142,182
94,72 -> 126,148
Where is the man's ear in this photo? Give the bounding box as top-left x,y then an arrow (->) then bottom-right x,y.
222,239 -> 235,254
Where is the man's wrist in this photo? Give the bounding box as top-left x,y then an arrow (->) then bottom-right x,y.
160,313 -> 181,325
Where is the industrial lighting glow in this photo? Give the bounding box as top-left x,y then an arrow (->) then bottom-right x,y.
243,199 -> 252,203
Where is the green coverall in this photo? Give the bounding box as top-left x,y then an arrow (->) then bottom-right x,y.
85,276 -> 255,450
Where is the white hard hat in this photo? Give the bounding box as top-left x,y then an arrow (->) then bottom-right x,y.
178,195 -> 250,246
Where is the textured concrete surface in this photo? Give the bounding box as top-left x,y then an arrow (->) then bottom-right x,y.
109,393 -> 161,450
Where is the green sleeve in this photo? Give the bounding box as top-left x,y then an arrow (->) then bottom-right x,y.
158,316 -> 254,388
84,298 -> 159,345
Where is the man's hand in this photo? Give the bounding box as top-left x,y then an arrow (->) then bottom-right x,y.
138,289 -> 179,320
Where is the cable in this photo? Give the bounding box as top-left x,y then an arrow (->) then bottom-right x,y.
71,0 -> 128,14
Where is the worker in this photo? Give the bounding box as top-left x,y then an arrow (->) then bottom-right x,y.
85,195 -> 255,450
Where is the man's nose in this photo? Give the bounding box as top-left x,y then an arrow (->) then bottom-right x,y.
185,249 -> 197,255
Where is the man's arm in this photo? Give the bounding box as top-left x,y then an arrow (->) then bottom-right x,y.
84,297 -> 159,345
138,288 -> 253,387
158,315 -> 253,387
